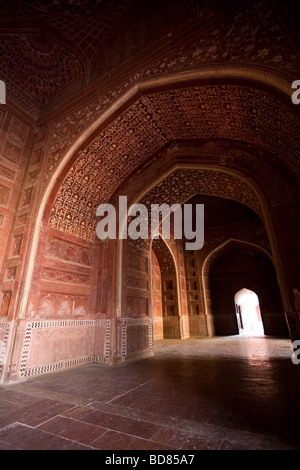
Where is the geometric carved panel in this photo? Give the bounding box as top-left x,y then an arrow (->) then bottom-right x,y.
118,318 -> 153,363
0,164 -> 15,181
0,292 -> 12,317
0,184 -> 10,207
2,141 -> 22,165
12,234 -> 23,256
126,297 -> 148,316
8,116 -> 29,145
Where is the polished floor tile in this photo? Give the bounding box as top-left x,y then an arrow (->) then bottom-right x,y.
0,335 -> 299,450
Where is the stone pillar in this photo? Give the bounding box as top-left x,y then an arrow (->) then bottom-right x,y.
268,202 -> 300,342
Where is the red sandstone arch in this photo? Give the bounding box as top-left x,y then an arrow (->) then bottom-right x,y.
6,68 -> 300,382
202,239 -> 289,337
115,163 -> 284,349
18,69 -> 299,321
151,237 -> 182,339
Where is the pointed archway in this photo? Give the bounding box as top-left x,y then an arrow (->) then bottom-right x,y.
151,237 -> 181,339
3,69 -> 299,382
204,241 -> 289,337
234,288 -> 264,336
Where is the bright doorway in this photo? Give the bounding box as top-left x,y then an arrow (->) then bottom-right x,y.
234,288 -> 264,335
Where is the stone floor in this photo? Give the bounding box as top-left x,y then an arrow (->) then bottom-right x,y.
0,334 -> 300,450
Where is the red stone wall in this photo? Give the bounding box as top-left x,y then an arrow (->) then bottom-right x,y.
0,106 -> 34,321
26,225 -> 98,320
7,228 -> 118,379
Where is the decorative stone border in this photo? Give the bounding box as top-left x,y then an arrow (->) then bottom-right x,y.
19,319 -> 111,379
0,321 -> 11,379
118,317 -> 153,363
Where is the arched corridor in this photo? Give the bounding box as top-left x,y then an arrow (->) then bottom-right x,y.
0,0 -> 299,452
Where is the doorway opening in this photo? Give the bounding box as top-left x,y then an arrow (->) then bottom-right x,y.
234,288 -> 264,336
151,237 -> 180,340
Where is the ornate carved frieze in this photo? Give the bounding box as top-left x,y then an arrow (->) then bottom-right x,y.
47,74 -> 300,241
126,296 -> 148,316
45,236 -> 92,266
36,293 -> 89,319
142,168 -> 261,215
41,267 -> 90,286
145,86 -> 300,177
1,0 -> 298,119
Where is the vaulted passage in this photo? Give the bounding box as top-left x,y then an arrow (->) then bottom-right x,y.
0,0 -> 299,451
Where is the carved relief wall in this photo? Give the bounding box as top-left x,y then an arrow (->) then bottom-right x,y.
6,224 -> 112,381
27,226 -> 97,320
0,106 -> 34,329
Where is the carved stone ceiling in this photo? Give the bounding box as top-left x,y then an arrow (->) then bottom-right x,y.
48,83 -> 300,243
0,0 -> 204,116
0,0 -> 131,115
0,0 -> 299,118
